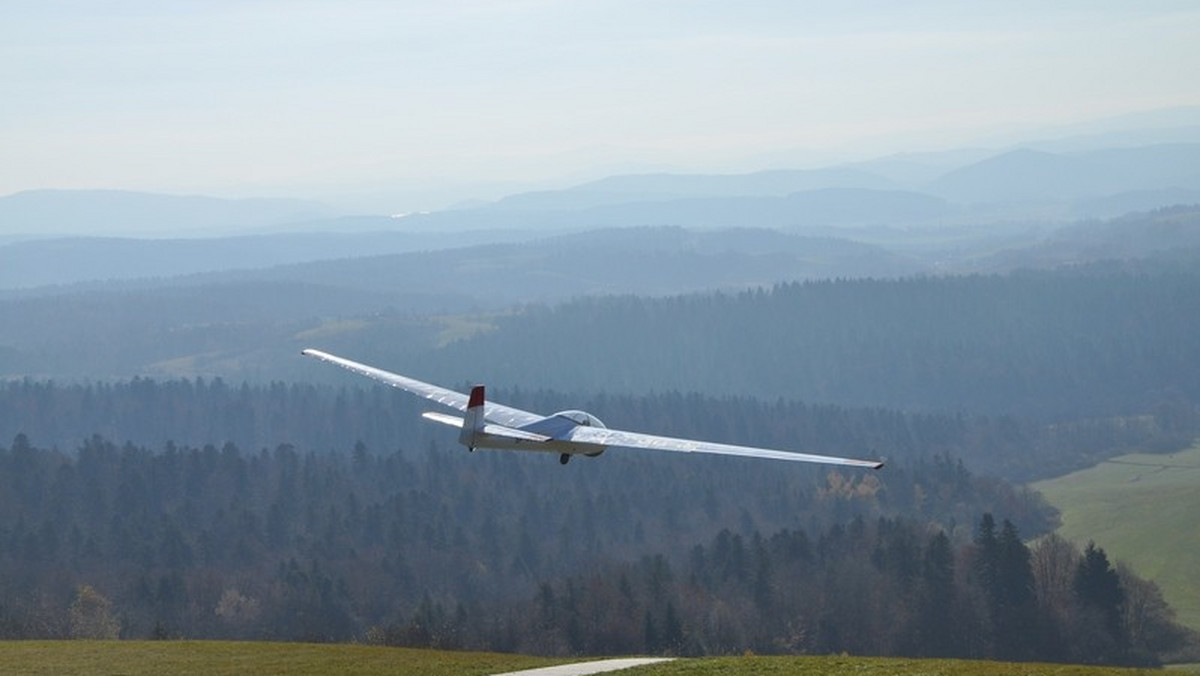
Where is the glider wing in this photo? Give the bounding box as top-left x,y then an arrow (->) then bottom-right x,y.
566,426 -> 884,469
300,348 -> 542,428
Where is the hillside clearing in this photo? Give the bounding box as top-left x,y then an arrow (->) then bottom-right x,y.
1033,443 -> 1200,630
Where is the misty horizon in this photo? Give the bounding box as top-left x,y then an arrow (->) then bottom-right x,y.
4,3 -> 1200,214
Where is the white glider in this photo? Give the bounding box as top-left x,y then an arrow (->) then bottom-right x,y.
302,348 -> 883,469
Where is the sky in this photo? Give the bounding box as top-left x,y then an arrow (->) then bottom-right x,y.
3,1 -> 1199,212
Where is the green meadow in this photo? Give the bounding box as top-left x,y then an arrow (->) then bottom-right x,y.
1033,443 -> 1200,630
0,643 -> 1171,676
0,641 -> 563,676
0,643 -> 1168,676
624,655 -> 1162,675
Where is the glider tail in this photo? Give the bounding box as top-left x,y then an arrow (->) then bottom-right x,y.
459,385 -> 486,450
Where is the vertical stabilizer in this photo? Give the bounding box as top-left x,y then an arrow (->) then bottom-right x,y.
460,385 -> 486,449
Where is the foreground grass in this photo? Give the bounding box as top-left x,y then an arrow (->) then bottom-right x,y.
1033,443 -> 1200,630
0,641 -> 567,676
624,655 -> 1161,675
0,643 -> 1169,676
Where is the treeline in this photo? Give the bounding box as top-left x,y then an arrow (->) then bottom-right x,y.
1,377 -> 1190,482
403,266 -> 1200,421
0,435 -> 1052,646
444,515 -> 1191,666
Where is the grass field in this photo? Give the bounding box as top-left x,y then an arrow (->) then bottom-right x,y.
0,641 -> 565,676
1032,443 -> 1200,631
624,655 -> 1162,675
0,643 -> 1168,676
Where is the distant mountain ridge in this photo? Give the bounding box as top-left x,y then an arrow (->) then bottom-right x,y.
168,226 -> 922,304
928,143 -> 1200,204
485,167 -> 898,212
420,142 -> 1200,232
394,187 -> 952,234
5,140 -> 1200,239
973,205 -> 1200,271
0,227 -> 543,289
3,205 -> 1198,292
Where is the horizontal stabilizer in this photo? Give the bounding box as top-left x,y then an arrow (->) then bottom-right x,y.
421,412 -> 551,442
422,411 -> 467,428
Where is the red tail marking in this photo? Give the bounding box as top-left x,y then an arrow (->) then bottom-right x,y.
468,385 -> 484,409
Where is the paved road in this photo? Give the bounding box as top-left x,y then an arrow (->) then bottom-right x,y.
492,657 -> 675,676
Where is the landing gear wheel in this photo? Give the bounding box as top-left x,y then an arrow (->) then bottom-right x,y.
559,453 -> 570,465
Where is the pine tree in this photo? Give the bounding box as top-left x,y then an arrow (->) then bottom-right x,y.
1073,541 -> 1126,662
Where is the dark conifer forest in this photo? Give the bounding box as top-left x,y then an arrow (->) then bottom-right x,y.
0,432 -> 1187,664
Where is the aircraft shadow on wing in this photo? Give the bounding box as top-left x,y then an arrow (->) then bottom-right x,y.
302,349 -> 883,469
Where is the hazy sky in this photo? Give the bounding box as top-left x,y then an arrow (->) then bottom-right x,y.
3,1 -> 1199,211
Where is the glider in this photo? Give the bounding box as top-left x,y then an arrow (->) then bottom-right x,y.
301,348 -> 884,469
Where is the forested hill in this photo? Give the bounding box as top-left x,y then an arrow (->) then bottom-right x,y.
3,262 -> 1195,431
385,266 -> 1200,421
0,435 -> 1186,663
0,434 -> 1046,649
